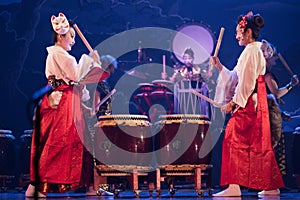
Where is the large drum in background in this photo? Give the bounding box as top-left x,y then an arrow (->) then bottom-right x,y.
20,129 -> 33,175
0,130 -> 15,175
171,22 -> 215,65
94,114 -> 154,166
154,114 -> 211,166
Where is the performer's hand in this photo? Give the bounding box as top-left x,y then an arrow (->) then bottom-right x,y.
206,69 -> 213,79
291,74 -> 299,86
221,101 -> 236,114
161,72 -> 168,80
210,56 -> 223,71
48,91 -> 63,108
281,111 -> 292,121
89,50 -> 100,62
81,103 -> 94,116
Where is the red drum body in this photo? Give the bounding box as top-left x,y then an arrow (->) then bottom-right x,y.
133,83 -> 156,115
94,115 -> 154,166
154,114 -> 211,166
134,82 -> 174,118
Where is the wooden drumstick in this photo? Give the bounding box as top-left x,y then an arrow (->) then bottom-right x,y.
190,89 -> 222,108
291,115 -> 300,119
209,27 -> 225,71
213,27 -> 225,57
94,89 -> 117,113
73,24 -> 102,65
278,53 -> 294,76
73,24 -> 94,53
162,55 -> 166,74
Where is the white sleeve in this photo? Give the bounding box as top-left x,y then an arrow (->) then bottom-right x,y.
214,67 -> 238,106
77,54 -> 103,81
232,46 -> 265,108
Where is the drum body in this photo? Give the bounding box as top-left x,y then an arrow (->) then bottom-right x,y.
94,114 -> 154,166
134,82 -> 174,118
154,114 -> 211,165
292,129 -> 300,175
20,130 -> 33,175
133,83 -> 156,115
0,130 -> 15,175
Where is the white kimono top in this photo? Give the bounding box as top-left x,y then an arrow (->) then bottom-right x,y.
214,42 -> 266,108
45,45 -> 100,84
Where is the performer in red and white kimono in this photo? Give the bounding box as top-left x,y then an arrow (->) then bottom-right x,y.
25,13 -> 109,197
211,11 -> 284,197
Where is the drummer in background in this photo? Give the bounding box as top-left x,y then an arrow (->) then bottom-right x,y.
94,55 -> 139,116
168,48 -> 203,82
261,39 -> 299,177
162,47 -> 211,116
94,55 -> 118,117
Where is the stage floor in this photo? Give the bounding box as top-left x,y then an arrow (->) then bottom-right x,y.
1,188 -> 300,199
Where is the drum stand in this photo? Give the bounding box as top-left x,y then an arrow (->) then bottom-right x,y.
156,164 -> 213,197
94,165 -> 160,197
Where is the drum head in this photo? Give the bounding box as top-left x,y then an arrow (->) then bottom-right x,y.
171,23 -> 215,65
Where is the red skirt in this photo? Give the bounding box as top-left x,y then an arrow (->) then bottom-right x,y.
30,84 -> 88,192
220,75 -> 284,190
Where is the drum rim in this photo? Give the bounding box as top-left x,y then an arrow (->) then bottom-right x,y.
137,82 -> 155,86
0,129 -> 12,134
152,79 -> 174,85
157,114 -> 210,124
20,134 -> 32,139
98,114 -> 149,120
0,134 -> 16,139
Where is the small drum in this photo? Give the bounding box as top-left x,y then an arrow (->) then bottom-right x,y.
95,114 -> 154,166
134,83 -> 156,115
0,130 -> 15,175
150,80 -> 174,115
20,129 -> 33,175
154,114 -> 211,166
134,82 -> 174,117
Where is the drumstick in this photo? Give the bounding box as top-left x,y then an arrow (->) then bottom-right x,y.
209,27 -> 225,71
213,27 -> 225,57
73,24 -> 93,53
278,53 -> 294,76
291,115 -> 300,119
162,55 -> 166,74
190,89 -> 222,108
73,24 -> 102,65
94,89 -> 116,112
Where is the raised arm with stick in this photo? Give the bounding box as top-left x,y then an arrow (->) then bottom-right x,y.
72,23 -> 110,84
278,53 -> 299,87
73,23 -> 102,65
209,27 -> 225,71
278,53 -> 293,76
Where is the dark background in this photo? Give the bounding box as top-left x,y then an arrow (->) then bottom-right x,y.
0,0 -> 299,188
